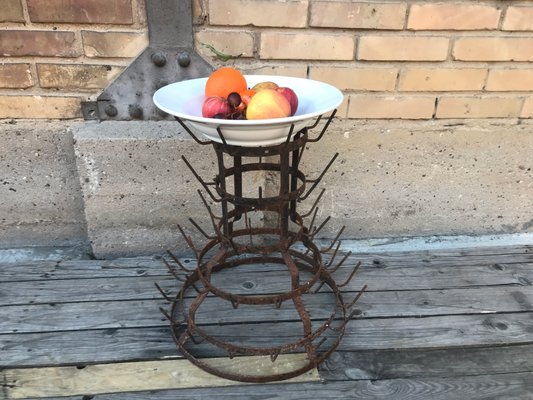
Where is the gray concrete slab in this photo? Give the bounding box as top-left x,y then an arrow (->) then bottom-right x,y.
302,119 -> 533,240
0,120 -> 88,249
2,118 -> 531,258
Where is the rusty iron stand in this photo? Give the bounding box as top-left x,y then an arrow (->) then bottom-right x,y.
157,111 -> 365,382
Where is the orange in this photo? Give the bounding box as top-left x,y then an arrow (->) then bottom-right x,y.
205,67 -> 247,99
239,88 -> 256,106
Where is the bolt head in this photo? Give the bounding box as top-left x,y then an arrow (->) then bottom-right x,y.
128,104 -> 144,120
105,104 -> 118,117
151,52 -> 167,67
178,51 -> 191,67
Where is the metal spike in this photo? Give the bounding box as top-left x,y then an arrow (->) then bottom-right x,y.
230,298 -> 240,309
308,109 -> 337,143
189,217 -> 216,240
182,156 -> 221,202
154,282 -> 174,303
314,337 -> 328,353
270,349 -> 281,362
300,188 -> 325,218
344,284 -> 368,310
312,280 -> 326,294
321,226 -> 346,254
175,117 -> 212,145
337,261 -> 360,288
166,250 -> 194,273
301,152 -> 338,201
325,241 -> 341,269
328,252 -> 354,274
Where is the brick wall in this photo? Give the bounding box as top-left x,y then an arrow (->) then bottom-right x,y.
194,0 -> 533,119
2,1 -> 533,120
0,0 -> 148,119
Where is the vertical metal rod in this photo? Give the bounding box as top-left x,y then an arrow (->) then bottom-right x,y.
279,148 -> 290,240
215,146 -> 230,237
290,132 -> 301,222
233,155 -> 243,231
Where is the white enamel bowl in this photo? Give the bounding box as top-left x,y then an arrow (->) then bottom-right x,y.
153,75 -> 343,147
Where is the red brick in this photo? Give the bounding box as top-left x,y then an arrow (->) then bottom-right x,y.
311,2 -> 406,30
0,64 -> 33,89
408,4 -> 501,30
27,0 -> 133,24
453,37 -> 533,62
358,36 -> 449,61
0,0 -> 24,22
0,31 -> 79,57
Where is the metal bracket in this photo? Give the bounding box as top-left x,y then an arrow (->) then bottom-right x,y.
82,0 -> 213,121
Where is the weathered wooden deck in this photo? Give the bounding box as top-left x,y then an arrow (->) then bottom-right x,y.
2,244 -> 533,399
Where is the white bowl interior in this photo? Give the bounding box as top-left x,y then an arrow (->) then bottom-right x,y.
153,75 -> 343,146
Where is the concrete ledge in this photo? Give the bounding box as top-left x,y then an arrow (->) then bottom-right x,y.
3,118 -> 530,259
0,120 -> 88,249
73,118 -> 532,258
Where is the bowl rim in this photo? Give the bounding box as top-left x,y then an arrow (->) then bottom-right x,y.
152,74 -> 344,127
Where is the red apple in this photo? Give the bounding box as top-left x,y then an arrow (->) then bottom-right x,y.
276,87 -> 298,116
202,96 -> 232,118
246,89 -> 291,120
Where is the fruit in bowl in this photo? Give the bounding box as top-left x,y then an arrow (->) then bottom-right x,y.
246,89 -> 291,120
201,67 -> 298,120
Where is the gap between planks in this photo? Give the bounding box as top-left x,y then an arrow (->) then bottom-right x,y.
2,354 -> 319,399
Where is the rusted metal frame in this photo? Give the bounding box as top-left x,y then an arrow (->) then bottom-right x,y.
300,152 -> 339,201
307,109 -> 337,143
181,155 -> 221,202
289,132 -> 301,223
169,251 -> 345,357
194,236 -> 324,306
176,117 -> 213,145
166,249 -> 194,273
215,148 -> 230,237
279,146 -> 291,240
282,250 -> 316,362
321,225 -> 346,254
214,162 -> 306,209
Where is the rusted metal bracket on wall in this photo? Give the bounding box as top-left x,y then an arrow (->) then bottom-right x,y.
81,0 -> 213,121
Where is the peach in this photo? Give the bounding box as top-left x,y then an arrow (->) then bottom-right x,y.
251,81 -> 279,92
246,89 -> 291,120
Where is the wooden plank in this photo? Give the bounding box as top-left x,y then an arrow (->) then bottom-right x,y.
0,277 -> 178,306
4,286 -> 533,334
2,355 -> 319,399
320,344 -> 533,380
2,261 -> 533,306
4,312 -> 533,368
0,327 -> 178,368
19,372 -> 533,400
2,244 -> 532,283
